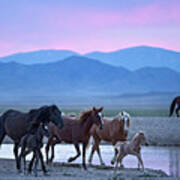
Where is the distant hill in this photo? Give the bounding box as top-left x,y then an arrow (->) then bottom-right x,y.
0,46 -> 180,72
85,46 -> 180,72
0,49 -> 78,64
0,56 -> 180,98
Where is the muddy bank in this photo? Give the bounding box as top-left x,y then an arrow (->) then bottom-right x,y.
0,158 -> 173,180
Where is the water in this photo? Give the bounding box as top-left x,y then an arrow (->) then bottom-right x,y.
0,144 -> 180,177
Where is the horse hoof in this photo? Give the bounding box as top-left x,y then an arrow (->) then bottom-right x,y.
68,157 -> 74,162
120,164 -> 124,168
44,172 -> 50,176
17,169 -> 22,174
111,160 -> 114,165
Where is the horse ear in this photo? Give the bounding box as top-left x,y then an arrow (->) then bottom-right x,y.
98,107 -> 103,112
139,131 -> 144,135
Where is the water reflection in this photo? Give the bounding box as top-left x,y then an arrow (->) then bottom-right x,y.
0,144 -> 180,177
169,147 -> 180,177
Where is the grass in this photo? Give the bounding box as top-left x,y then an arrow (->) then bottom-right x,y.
0,105 -> 169,117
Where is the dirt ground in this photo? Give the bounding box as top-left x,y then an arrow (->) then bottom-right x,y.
0,158 -> 178,180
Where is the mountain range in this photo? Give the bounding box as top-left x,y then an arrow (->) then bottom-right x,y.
0,46 -> 180,72
0,56 -> 180,98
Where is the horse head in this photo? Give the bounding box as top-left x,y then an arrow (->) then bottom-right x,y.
133,131 -> 148,146
117,111 -> 130,139
28,105 -> 64,130
92,107 -> 104,130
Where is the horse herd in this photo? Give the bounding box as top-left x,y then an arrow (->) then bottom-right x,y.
0,96 -> 179,177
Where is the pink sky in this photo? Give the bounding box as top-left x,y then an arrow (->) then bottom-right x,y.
0,0 -> 180,56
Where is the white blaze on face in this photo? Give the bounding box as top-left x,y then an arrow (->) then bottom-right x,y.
123,113 -> 129,131
44,125 -> 48,131
98,112 -> 104,125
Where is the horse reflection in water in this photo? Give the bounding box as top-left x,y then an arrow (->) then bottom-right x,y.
169,148 -> 180,177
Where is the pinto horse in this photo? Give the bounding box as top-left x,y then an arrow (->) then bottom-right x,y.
88,111 -> 130,165
45,107 -> 104,169
169,96 -> 180,117
0,105 -> 63,171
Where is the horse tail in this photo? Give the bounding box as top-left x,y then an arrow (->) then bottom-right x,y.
169,97 -> 177,117
0,114 -> 6,147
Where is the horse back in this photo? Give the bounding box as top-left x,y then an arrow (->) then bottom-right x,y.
48,116 -> 78,143
3,110 -> 29,142
90,118 -> 126,142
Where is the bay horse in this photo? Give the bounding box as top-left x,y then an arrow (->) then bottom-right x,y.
0,105 -> 64,171
169,96 -> 180,117
45,107 -> 104,169
88,111 -> 130,166
114,131 -> 148,174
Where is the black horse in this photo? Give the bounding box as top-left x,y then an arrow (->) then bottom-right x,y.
18,123 -> 49,176
169,96 -> 180,117
0,105 -> 64,171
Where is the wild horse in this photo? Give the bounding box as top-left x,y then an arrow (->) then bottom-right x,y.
169,96 -> 180,117
45,107 -> 104,169
88,111 -> 130,165
18,123 -> 49,176
0,105 -> 64,171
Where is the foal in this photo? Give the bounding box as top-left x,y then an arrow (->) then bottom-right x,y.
114,131 -> 148,173
18,123 -> 49,176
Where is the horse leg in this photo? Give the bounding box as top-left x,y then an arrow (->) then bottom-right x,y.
82,142 -> 88,170
39,149 -> 47,175
114,154 -> 124,175
68,143 -> 81,162
96,141 -> 105,165
0,116 -> 6,146
33,150 -> 40,177
45,135 -> 54,164
18,146 -> 26,173
0,130 -> 5,146
176,107 -> 180,117
14,142 -> 20,171
88,143 -> 96,165
50,142 -> 55,163
132,152 -> 144,171
49,138 -> 61,163
28,153 -> 35,174
22,149 -> 32,174
111,145 -> 119,165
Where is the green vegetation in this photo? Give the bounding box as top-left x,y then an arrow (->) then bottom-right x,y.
0,105 -> 169,117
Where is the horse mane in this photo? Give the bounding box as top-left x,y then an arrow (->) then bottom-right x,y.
132,131 -> 144,141
117,111 -> 130,121
78,109 -> 92,124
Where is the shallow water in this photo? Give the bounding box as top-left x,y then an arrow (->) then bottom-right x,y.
0,144 -> 180,177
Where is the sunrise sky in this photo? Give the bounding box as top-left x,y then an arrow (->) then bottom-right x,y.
0,0 -> 180,56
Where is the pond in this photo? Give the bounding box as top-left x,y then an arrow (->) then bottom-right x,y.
0,144 -> 179,177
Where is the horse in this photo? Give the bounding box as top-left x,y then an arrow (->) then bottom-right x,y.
45,107 -> 104,170
18,123 -> 49,176
0,104 -> 64,171
114,131 -> 148,174
169,96 -> 180,117
88,111 -> 130,166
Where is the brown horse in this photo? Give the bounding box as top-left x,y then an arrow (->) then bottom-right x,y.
88,111 -> 130,166
0,105 -> 64,171
45,107 -> 104,169
169,96 -> 180,117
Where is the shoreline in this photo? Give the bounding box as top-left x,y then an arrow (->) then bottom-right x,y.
0,158 -> 171,180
